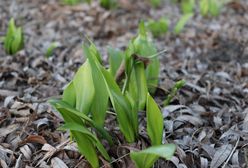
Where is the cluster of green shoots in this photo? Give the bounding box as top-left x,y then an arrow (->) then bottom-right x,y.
50,23 -> 184,168
3,18 -> 24,55
147,0 -> 227,37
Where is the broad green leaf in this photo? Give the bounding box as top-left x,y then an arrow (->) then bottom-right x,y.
146,94 -> 163,145
101,68 -> 137,142
73,61 -> 95,114
62,82 -> 76,107
61,122 -> 110,161
130,144 -> 176,168
59,122 -> 97,142
200,0 -> 209,16
84,45 -> 137,142
90,62 -> 109,126
49,99 -> 92,122
73,132 -> 99,168
174,13 -> 193,35
50,99 -> 113,144
108,47 -> 124,77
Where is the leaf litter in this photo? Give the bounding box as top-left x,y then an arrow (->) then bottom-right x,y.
0,0 -> 248,167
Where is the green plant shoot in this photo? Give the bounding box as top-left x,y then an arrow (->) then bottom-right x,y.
4,18 -> 24,55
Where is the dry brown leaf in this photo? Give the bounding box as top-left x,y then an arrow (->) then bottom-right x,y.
210,144 -> 233,168
21,135 -> 47,145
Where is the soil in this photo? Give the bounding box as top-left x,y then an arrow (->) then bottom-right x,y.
0,0 -> 248,167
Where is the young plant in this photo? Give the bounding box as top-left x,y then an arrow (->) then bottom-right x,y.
62,0 -> 91,5
45,42 -> 60,58
51,26 -> 176,167
150,0 -> 161,8
100,0 -> 117,9
199,0 -> 222,17
181,0 -> 195,14
146,17 -> 169,38
174,13 -> 193,34
4,18 -> 24,55
130,94 -> 176,167
163,79 -> 185,106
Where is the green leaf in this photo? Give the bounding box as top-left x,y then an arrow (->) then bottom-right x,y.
61,122 -> 110,162
73,61 -> 95,114
11,27 -> 23,54
130,144 -> 176,168
45,42 -> 59,58
134,62 -> 148,110
209,0 -> 221,16
59,122 -> 97,142
50,99 -> 113,144
131,22 -> 159,93
146,93 -> 163,145
181,0 -> 195,14
4,18 -> 24,55
62,82 -> 76,107
174,13 -> 193,34
49,99 -> 92,122
100,0 -> 117,9
147,17 -> 169,37
150,0 -> 161,8
83,45 -> 137,142
73,132 -> 99,168
108,47 -> 124,77
163,79 -> 185,106
199,0 -> 209,16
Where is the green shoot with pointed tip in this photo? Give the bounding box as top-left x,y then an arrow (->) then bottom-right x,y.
4,18 -> 24,55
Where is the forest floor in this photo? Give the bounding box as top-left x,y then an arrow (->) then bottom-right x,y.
0,0 -> 248,167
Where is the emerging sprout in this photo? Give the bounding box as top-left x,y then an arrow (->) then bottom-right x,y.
4,18 -> 24,55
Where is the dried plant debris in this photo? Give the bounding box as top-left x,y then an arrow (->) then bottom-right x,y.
1,0 -> 248,167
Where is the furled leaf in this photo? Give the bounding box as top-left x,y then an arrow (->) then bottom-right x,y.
134,62 -> 148,110
174,13 -> 193,34
146,93 -> 163,145
132,22 -> 159,93
130,144 -> 176,168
